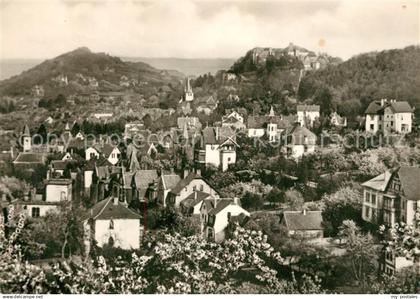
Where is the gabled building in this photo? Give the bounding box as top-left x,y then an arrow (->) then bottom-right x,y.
124,123 -> 145,140
297,105 -> 320,127
83,197 -> 143,252
330,112 -> 347,127
180,191 -> 214,215
247,107 -> 292,142
83,156 -> 112,195
85,143 -> 121,165
16,178 -> 73,218
279,210 -> 323,238
167,172 -> 219,208
157,173 -> 181,207
200,198 -> 250,242
283,124 -> 317,159
365,99 -> 414,134
195,126 -> 238,171
177,116 -> 202,131
222,111 -> 246,130
361,166 -> 420,227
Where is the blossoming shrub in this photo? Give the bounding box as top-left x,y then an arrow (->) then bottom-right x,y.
0,207 -> 322,294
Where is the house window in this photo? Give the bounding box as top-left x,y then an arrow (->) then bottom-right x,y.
365,192 -> 370,203
227,157 -> 231,162
90,152 -> 96,159
370,124 -> 374,130
200,184 -> 204,191
109,219 -> 114,230
371,194 -> 376,205
111,153 -> 115,158
193,186 -> 196,191
185,187 -> 188,192
32,207 -> 40,218
365,207 -> 370,218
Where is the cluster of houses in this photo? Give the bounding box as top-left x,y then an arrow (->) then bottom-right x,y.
2,75 -> 418,276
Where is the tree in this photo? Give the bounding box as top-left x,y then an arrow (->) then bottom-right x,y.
0,176 -> 30,201
265,187 -> 284,208
321,187 -> 364,236
18,203 -> 85,259
142,114 -> 153,129
284,189 -> 304,210
338,220 -> 378,291
1,214 -> 323,294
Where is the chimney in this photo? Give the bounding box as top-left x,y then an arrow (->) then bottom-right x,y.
215,127 -> 219,141
302,209 -> 307,216
196,168 -> 201,176
194,192 -> 197,200
30,188 -> 36,201
380,99 -> 387,107
233,197 -> 239,205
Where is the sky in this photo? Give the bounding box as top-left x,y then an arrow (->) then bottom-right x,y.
0,0 -> 419,60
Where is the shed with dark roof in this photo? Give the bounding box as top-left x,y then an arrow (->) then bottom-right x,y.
280,210 -> 323,238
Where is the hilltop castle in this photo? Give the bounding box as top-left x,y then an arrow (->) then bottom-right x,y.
251,43 -> 330,71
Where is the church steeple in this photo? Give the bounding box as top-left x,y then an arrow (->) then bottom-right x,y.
127,144 -> 140,172
184,77 -> 194,102
22,124 -> 32,152
269,106 -> 275,117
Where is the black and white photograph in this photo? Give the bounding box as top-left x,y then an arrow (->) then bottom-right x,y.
0,0 -> 419,295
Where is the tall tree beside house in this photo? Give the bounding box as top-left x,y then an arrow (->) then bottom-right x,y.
321,187 -> 364,236
18,203 -> 85,259
338,220 -> 378,292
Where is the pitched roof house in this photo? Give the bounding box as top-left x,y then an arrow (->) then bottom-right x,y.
158,173 -> 181,207
365,99 -> 414,134
280,210 -> 323,238
201,198 -> 250,242
361,166 -> 420,227
283,124 -> 317,159
168,172 -> 219,208
83,197 -> 143,252
195,126 -> 238,171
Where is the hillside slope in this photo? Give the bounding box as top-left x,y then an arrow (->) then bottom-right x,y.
298,45 -> 420,117
0,47 -> 184,97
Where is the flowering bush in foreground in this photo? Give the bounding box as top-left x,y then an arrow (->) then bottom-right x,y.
0,208 -> 321,294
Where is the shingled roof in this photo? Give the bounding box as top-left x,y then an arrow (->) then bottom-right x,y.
394,166 -> 420,201
365,100 -> 413,114
13,152 -> 44,164
297,105 -> 320,112
170,173 -> 206,195
86,197 -> 141,220
181,191 -> 212,208
161,174 -> 181,190
282,211 -> 323,231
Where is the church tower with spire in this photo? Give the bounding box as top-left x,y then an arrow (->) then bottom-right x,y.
22,124 -> 32,152
267,106 -> 278,143
184,77 -> 194,102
